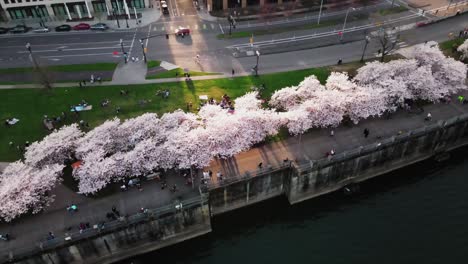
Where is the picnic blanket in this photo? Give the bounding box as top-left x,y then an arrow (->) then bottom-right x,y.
199,95 -> 208,100
7,118 -> 19,125
71,105 -> 93,112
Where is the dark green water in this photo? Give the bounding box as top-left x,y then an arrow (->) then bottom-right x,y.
125,148 -> 468,264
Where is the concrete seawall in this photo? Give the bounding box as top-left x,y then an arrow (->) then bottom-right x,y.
9,113 -> 468,264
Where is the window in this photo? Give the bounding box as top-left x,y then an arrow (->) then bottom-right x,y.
4,0 -> 9,4
17,0 -> 22,3
11,0 -> 16,3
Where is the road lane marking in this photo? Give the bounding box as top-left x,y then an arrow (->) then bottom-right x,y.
145,24 -> 151,47
195,24 -> 198,30
0,40 -> 132,48
128,29 -> 138,58
211,24 -> 215,30
203,24 -> 207,30
218,24 -> 224,34
41,53 -> 116,58
17,46 -> 131,53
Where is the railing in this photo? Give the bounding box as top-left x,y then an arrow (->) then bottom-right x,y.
206,162 -> 292,189
1,196 -> 206,263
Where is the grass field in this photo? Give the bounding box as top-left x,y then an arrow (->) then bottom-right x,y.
1,67 -> 330,161
146,68 -> 221,79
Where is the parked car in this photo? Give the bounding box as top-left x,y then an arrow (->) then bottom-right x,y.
9,25 -> 29,33
72,23 -> 91,30
90,23 -> 109,31
33,27 -> 50,33
55,24 -> 71,32
175,26 -> 190,36
0,27 -> 8,34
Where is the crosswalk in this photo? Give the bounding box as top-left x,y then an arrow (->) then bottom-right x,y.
151,23 -> 218,33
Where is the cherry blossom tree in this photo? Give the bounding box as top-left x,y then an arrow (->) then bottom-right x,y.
0,162 -> 64,222
24,124 -> 83,168
458,39 -> 468,60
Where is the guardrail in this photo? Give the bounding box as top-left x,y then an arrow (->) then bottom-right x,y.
206,162 -> 292,189
227,13 -> 421,51
1,195 -> 206,263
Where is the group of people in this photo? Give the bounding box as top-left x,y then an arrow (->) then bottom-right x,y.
156,89 -> 171,99
78,74 -> 102,87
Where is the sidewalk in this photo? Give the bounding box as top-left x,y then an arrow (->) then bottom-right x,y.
0,8 -> 161,31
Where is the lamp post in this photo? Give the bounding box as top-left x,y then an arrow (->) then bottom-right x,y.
228,14 -> 236,35
113,10 -> 121,28
341,7 -> 355,41
120,38 -> 127,63
317,0 -> 324,25
360,35 -> 371,63
125,14 -> 129,28
139,39 -> 147,63
253,50 -> 260,76
26,42 -> 51,89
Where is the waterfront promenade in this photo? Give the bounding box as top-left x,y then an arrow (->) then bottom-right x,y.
1,87 -> 467,257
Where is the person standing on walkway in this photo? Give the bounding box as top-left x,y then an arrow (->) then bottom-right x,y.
330,130 -> 334,137
232,68 -> 235,77
425,112 -> 432,121
363,128 -> 369,138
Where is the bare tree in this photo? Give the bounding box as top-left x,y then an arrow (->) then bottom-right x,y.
375,27 -> 399,62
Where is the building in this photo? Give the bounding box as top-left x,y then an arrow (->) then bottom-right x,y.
0,0 -> 149,21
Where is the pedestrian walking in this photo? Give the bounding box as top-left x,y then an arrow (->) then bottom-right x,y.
330,130 -> 334,137
258,162 -> 263,169
363,128 -> 369,138
79,81 -> 83,88
425,112 -> 432,121
232,68 -> 235,76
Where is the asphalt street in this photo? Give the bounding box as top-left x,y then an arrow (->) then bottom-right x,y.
0,2 -> 466,76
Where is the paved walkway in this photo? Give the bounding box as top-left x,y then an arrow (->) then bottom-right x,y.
0,170 -> 200,258
111,60 -> 148,84
208,92 -> 468,185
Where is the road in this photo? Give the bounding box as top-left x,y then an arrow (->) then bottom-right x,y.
0,2 -> 466,75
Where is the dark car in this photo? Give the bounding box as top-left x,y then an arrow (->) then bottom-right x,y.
10,25 -> 29,33
55,24 -> 71,32
73,23 -> 91,30
0,27 -> 8,34
90,23 -> 108,31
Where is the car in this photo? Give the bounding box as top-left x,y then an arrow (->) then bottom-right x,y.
73,23 -> 91,30
9,25 -> 29,33
33,27 -> 50,33
175,26 -> 190,36
0,27 -> 8,34
90,23 -> 109,31
55,24 -> 71,32
162,3 -> 169,14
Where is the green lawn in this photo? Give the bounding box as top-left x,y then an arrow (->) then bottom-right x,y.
0,63 -> 118,74
147,60 -> 161,68
146,68 -> 221,79
439,38 -> 465,58
217,19 -> 348,39
1,67 -> 329,161
378,6 -> 408,16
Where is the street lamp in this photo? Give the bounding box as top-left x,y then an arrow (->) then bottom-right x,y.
360,35 -> 371,63
341,7 -> 355,41
139,39 -> 147,63
253,50 -> 260,76
228,14 -> 236,35
125,14 -> 129,28
317,0 -> 324,25
120,39 -> 127,64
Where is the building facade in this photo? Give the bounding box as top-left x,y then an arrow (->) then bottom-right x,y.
0,0 -> 149,21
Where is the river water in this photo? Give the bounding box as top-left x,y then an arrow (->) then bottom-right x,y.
124,147 -> 468,264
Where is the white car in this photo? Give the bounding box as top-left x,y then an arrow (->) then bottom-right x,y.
33,27 -> 49,33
